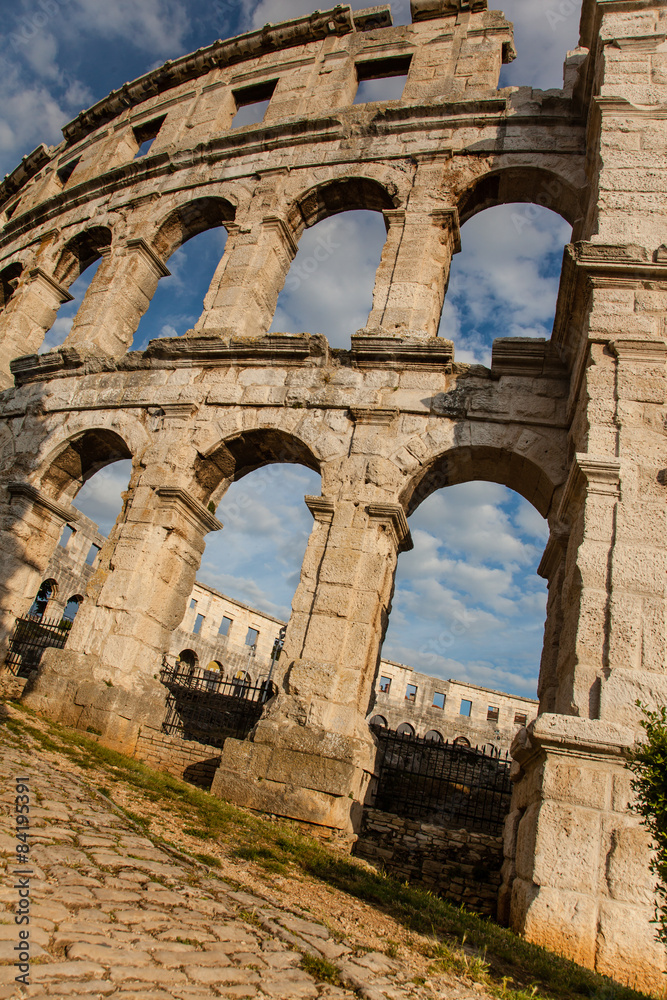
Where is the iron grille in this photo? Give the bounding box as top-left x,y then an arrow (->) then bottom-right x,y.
159,662 -> 276,748
371,726 -> 512,835
4,614 -> 71,677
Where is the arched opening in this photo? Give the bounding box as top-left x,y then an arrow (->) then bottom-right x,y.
206,660 -> 223,673
63,595 -> 83,623
424,730 -> 444,743
131,197 -> 235,350
369,715 -> 388,728
383,477 -> 549,720
271,178 -> 398,347
396,722 -> 415,737
190,429 -> 321,687
453,736 -> 471,748
38,227 -> 113,353
29,579 -> 58,619
439,197 -> 572,366
40,429 -> 132,505
178,649 -> 198,671
0,262 -> 23,309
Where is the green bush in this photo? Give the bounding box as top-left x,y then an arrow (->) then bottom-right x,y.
626,702 -> 667,944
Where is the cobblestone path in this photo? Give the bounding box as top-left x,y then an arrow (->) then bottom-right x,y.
0,725 -> 481,1000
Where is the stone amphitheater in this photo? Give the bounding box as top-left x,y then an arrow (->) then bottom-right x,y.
0,0 -> 666,990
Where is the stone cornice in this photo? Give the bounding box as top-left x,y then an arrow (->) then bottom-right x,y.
557,453 -> 621,521
350,408 -> 398,425
0,145 -> 51,209
305,495 -> 335,522
155,487 -> 223,534
7,482 -> 78,524
262,215 -> 299,259
125,238 -> 171,278
510,712 -> 634,769
491,338 -> 567,377
351,334 -> 454,369
367,502 -> 413,552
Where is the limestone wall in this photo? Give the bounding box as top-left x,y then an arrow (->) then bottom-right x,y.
354,807 -> 503,916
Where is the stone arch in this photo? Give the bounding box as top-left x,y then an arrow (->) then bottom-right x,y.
0,261 -> 23,309
396,722 -> 415,736
369,714 -> 387,728
37,427 -> 133,504
424,730 -> 443,742
398,436 -> 564,520
194,426 -> 322,505
178,649 -> 198,670
288,176 -> 400,236
30,578 -> 58,617
457,165 -> 583,228
53,226 -> 113,287
151,196 -> 237,262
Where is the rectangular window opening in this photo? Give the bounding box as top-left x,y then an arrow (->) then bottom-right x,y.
514,712 -> 528,726
245,627 -> 259,647
487,705 -> 499,722
193,613 -> 205,635
459,699 -> 472,717
189,598 -> 197,610
132,115 -> 166,158
59,525 -> 75,548
405,683 -> 417,703
432,691 -> 445,710
85,543 -> 101,567
219,616 -> 232,636
57,157 -> 80,186
231,79 -> 277,129
379,675 -> 391,694
354,55 -> 411,105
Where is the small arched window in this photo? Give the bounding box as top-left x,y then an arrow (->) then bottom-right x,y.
29,579 -> 58,619
177,649 -> 198,675
396,722 -> 415,737
369,715 -> 388,729
63,595 -> 83,622
453,735 -> 472,748
424,730 -> 443,743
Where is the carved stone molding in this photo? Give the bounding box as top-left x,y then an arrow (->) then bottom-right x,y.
537,526 -> 569,581
155,487 -> 222,534
27,267 -> 74,304
557,453 -> 621,521
304,495 -> 335,523
262,215 -> 298,259
611,338 -> 667,364
366,502 -> 413,552
7,482 -> 78,524
125,238 -> 171,278
349,407 -> 398,426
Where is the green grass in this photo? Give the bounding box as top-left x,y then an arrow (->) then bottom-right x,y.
1,706 -> 654,1000
299,952 -> 343,986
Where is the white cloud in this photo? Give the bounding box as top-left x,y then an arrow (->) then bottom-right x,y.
499,0 -> 583,92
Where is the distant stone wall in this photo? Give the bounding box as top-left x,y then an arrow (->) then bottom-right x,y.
135,724 -> 221,789
354,808 -> 503,917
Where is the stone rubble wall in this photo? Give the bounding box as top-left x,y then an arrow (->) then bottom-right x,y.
354,807 -> 503,917
134,725 -> 222,788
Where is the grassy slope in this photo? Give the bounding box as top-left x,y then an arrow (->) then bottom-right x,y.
1,704 -> 655,1000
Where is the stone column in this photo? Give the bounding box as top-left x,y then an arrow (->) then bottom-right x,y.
211,490 -> 412,832
194,215 -> 297,338
364,206 -> 460,338
535,527 -> 567,715
64,239 -> 170,357
500,715 -> 664,995
22,484 -> 222,751
0,483 -> 77,657
0,268 -> 73,387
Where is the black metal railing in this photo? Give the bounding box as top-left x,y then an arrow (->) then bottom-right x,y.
159,662 -> 277,748
370,725 -> 512,836
4,614 -> 71,677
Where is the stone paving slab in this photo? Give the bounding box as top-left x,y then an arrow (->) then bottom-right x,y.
0,726 -> 483,999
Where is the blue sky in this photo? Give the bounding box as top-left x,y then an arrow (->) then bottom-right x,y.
2,0 -> 582,698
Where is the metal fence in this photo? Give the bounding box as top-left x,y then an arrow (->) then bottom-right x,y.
370,725 -> 513,836
4,614 -> 71,677
159,662 -> 277,748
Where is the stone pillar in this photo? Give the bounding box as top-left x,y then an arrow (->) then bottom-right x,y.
64,239 -> 170,357
211,490 -> 412,832
194,215 -> 297,338
500,715 -> 664,995
364,159 -> 460,338
0,267 -> 73,387
535,528 -> 567,715
0,483 -> 77,657
22,484 -> 222,750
